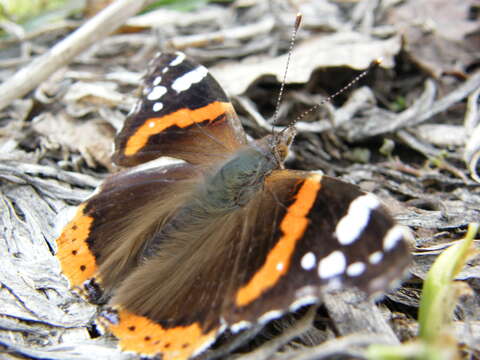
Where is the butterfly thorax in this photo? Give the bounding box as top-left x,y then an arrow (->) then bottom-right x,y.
204,146 -> 274,210
203,131 -> 294,211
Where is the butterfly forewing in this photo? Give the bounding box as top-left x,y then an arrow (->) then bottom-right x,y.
113,52 -> 246,167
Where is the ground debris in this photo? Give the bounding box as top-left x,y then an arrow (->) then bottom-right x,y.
0,0 -> 479,359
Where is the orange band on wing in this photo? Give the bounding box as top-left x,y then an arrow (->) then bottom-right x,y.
56,204 -> 97,287
124,101 -> 231,156
107,308 -> 218,359
236,174 -> 322,307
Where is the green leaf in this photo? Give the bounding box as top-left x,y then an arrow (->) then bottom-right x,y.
0,0 -> 80,22
418,223 -> 478,342
367,223 -> 479,360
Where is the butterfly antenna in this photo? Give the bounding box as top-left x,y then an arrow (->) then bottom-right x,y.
271,13 -> 302,136
288,58 -> 383,128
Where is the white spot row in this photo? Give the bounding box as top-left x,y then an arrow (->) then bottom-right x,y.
294,197 -> 410,283
142,52 -> 207,113
299,227 -> 408,277
299,249 -> 385,280
301,227 -> 405,279
316,251 -> 367,279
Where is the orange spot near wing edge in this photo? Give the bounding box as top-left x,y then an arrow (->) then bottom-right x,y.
235,174 -> 322,307
56,204 -> 97,287
107,308 -> 219,360
125,101 -> 231,156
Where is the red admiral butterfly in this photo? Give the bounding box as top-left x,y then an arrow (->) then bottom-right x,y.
56,50 -> 412,359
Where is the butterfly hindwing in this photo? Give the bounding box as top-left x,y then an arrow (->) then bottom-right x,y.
99,182 -> 248,359
95,170 -> 410,359
223,170 -> 411,326
56,161 -> 202,299
113,52 -> 247,167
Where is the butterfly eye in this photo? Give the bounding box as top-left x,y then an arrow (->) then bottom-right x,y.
276,144 -> 289,162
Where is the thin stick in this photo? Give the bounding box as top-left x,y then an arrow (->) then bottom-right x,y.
0,0 -> 154,111
272,13 -> 302,127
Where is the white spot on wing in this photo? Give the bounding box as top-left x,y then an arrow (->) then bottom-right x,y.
172,66 -> 208,93
318,251 -> 346,279
230,320 -> 251,333
301,252 -> 316,270
170,52 -> 186,66
258,310 -> 283,324
152,76 -> 162,86
146,85 -> 167,101
335,193 -> 380,246
276,262 -> 284,271
152,102 -> 163,112
148,120 -> 155,128
290,295 -> 318,312
346,262 -> 366,277
369,251 -> 383,264
383,225 -> 405,251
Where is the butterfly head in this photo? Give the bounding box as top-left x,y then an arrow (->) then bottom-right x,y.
271,125 -> 296,169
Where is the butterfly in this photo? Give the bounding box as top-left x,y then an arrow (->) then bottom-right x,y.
55,51 -> 411,360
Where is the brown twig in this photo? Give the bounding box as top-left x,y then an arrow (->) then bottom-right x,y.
0,0 -> 155,111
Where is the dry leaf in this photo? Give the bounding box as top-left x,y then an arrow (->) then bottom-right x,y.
32,112 -> 115,169
211,32 -> 401,96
